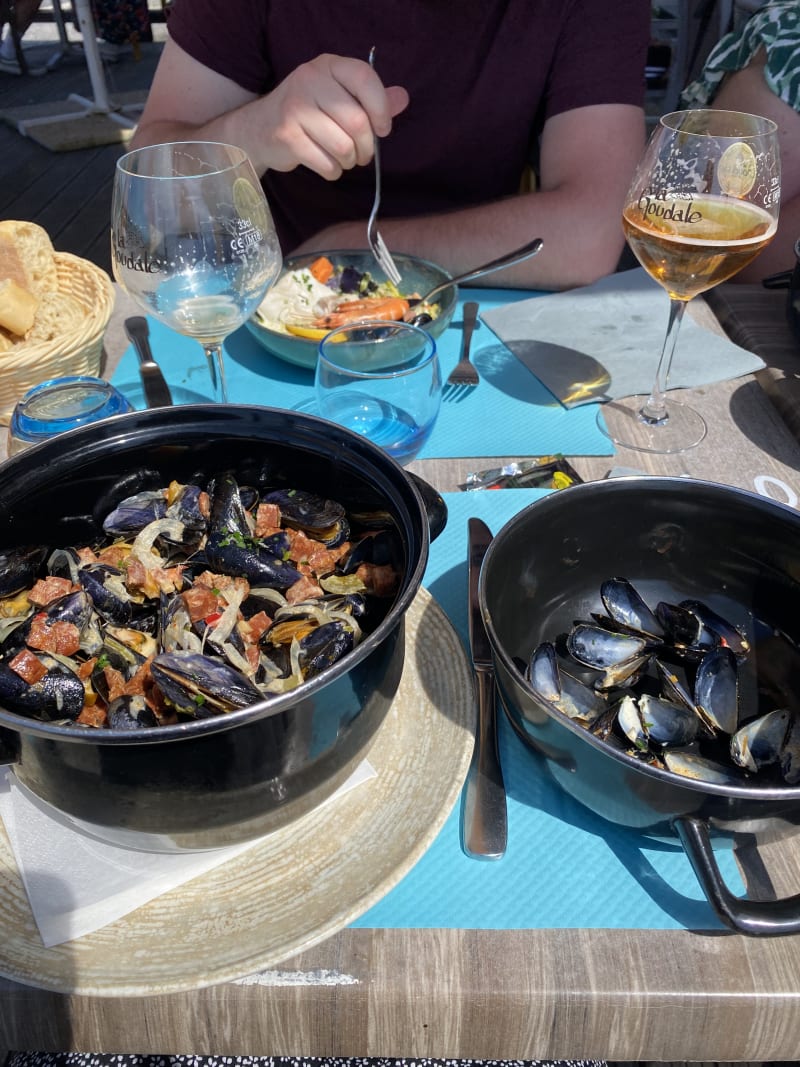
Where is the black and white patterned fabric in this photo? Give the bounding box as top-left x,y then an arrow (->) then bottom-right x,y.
4,1056 -> 607,1067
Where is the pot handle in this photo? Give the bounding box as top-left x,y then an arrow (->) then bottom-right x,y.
408,473 -> 448,542
675,814 -> 800,937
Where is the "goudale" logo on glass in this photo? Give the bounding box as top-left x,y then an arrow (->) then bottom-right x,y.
637,193 -> 702,224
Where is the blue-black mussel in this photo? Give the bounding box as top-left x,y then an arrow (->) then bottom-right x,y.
524,575 -> 800,788
0,475 -> 401,730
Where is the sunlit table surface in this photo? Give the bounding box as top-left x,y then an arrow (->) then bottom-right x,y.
3,282 -> 800,1062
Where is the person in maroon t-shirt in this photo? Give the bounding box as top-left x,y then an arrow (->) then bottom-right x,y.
130,0 -> 650,291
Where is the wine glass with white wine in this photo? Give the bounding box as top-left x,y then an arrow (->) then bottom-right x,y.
599,109 -> 780,454
111,141 -> 282,403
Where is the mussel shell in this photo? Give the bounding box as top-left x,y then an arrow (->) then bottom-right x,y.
150,650 -> 264,717
207,473 -> 251,539
730,708 -> 792,772
79,564 -> 134,626
654,659 -> 695,711
526,642 -> 561,703
680,599 -> 750,659
693,646 -> 739,736
593,654 -> 650,691
2,590 -> 95,657
637,693 -> 699,748
617,694 -> 647,749
204,475 -> 304,588
566,622 -> 654,670
341,530 -> 401,575
47,547 -> 82,584
299,619 -> 355,679
166,483 -> 208,534
0,656 -> 85,722
526,641 -> 607,726
107,694 -> 159,731
102,490 -> 167,537
264,488 -> 345,529
600,577 -> 664,638
263,489 -> 349,547
204,538 -> 303,590
0,545 -> 48,598
655,601 -> 721,659
663,748 -> 746,786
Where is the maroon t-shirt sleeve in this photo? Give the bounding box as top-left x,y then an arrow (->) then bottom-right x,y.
167,0 -> 271,94
544,0 -> 651,119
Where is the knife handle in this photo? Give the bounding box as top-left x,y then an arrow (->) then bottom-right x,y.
125,317 -> 156,365
462,670 -> 507,860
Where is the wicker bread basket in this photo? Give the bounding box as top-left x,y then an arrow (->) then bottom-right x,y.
0,253 -> 115,424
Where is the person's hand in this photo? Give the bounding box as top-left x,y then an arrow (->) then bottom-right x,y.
255,53 -> 409,180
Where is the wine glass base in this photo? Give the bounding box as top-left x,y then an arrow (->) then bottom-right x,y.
597,396 -> 707,455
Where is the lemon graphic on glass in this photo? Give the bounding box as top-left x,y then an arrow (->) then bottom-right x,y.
717,141 -> 757,198
233,176 -> 270,234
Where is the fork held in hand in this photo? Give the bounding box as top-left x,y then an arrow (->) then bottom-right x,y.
446,301 -> 481,390
367,47 -> 402,287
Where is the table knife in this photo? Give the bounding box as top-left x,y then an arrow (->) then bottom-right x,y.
461,516 -> 508,860
124,316 -> 173,408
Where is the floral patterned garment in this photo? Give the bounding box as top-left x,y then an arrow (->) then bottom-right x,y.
3,1056 -> 608,1067
681,0 -> 800,111
89,0 -> 153,45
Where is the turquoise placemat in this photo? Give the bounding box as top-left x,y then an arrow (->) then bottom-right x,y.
351,489 -> 744,932
110,288 -> 614,458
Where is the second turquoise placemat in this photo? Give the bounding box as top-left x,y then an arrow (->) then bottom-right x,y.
351,489 -> 744,932
110,288 -> 614,458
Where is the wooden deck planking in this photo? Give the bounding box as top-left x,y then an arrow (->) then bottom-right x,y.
0,40 -> 163,275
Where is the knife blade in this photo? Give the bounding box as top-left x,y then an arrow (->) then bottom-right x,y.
461,517 -> 508,860
124,316 -> 174,408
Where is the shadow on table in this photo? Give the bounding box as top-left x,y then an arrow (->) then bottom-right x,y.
728,378 -> 800,476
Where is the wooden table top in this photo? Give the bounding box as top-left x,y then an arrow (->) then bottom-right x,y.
2,282 -> 800,1062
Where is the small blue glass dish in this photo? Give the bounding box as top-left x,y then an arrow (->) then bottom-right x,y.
8,376 -> 132,456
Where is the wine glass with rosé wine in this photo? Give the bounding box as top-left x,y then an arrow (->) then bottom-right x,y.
598,109 -> 780,454
111,141 -> 282,403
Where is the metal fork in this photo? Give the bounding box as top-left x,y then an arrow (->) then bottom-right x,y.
366,47 -> 402,287
445,301 -> 481,395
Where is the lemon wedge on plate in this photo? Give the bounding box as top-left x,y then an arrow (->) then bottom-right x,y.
284,323 -> 345,341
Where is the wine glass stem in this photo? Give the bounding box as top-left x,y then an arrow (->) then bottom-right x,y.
641,297 -> 688,425
204,343 -> 229,404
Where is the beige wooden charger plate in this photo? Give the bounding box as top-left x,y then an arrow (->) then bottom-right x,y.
0,587 -> 476,997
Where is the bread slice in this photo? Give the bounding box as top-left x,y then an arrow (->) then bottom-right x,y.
25,290 -> 86,343
0,220 -> 58,298
0,278 -> 39,336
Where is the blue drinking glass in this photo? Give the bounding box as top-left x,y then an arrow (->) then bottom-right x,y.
315,321 -> 441,466
8,376 -> 133,456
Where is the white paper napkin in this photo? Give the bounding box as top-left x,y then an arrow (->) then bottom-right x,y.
481,267 -> 766,406
0,762 -> 375,948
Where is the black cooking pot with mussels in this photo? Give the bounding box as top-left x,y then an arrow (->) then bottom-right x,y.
479,477 -> 800,936
0,405 -> 445,852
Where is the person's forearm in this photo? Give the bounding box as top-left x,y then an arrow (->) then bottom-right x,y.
131,99 -> 261,158
292,186 -> 627,292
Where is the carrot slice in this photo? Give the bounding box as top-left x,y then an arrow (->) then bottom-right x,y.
308,256 -> 335,284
